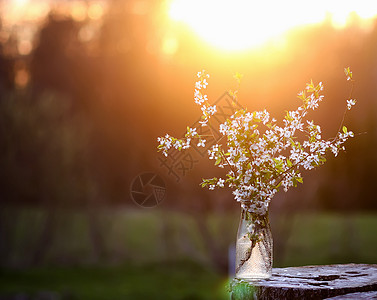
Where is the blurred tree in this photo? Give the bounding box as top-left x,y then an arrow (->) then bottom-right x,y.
0,13 -> 108,264
0,48 -> 14,94
30,14 -> 80,98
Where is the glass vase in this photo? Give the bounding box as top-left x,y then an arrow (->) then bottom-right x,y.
235,208 -> 273,280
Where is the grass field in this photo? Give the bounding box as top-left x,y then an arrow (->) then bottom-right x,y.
0,262 -> 229,300
278,213 -> 377,266
0,208 -> 376,299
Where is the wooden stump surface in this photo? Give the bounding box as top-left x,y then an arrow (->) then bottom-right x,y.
230,264 -> 377,299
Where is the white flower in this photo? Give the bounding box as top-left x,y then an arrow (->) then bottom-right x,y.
318,82 -> 324,91
219,123 -> 227,135
217,178 -> 225,187
199,120 -> 208,126
247,223 -> 255,233
195,80 -> 202,90
186,127 -> 197,138
197,139 -> 206,147
202,78 -> 208,89
197,70 -> 209,79
308,93 -> 319,110
347,99 -> 356,110
183,138 -> 191,150
205,105 -> 216,116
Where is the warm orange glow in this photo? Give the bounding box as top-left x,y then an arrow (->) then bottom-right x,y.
71,2 -> 87,22
15,69 -> 29,89
169,0 -> 377,51
18,40 -> 33,55
1,1 -> 108,27
162,36 -> 179,55
88,3 -> 104,20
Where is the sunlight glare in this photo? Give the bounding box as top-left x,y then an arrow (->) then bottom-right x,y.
169,0 -> 377,51
13,0 -> 29,7
162,36 -> 179,55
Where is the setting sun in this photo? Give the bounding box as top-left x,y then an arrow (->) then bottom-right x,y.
169,0 -> 377,51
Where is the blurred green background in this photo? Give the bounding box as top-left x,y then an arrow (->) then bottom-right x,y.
0,0 -> 377,299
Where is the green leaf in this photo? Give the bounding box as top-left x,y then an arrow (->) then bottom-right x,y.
285,111 -> 293,121
297,90 -> 306,101
344,67 -> 353,80
233,72 -> 243,83
200,180 -> 208,187
287,159 -> 293,168
342,126 -> 347,134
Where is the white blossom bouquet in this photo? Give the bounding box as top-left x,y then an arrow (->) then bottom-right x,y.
157,68 -> 356,216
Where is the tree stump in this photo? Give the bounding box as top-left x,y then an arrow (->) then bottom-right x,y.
230,264 -> 377,299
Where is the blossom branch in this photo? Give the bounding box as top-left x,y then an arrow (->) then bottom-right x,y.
158,68 -> 357,216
